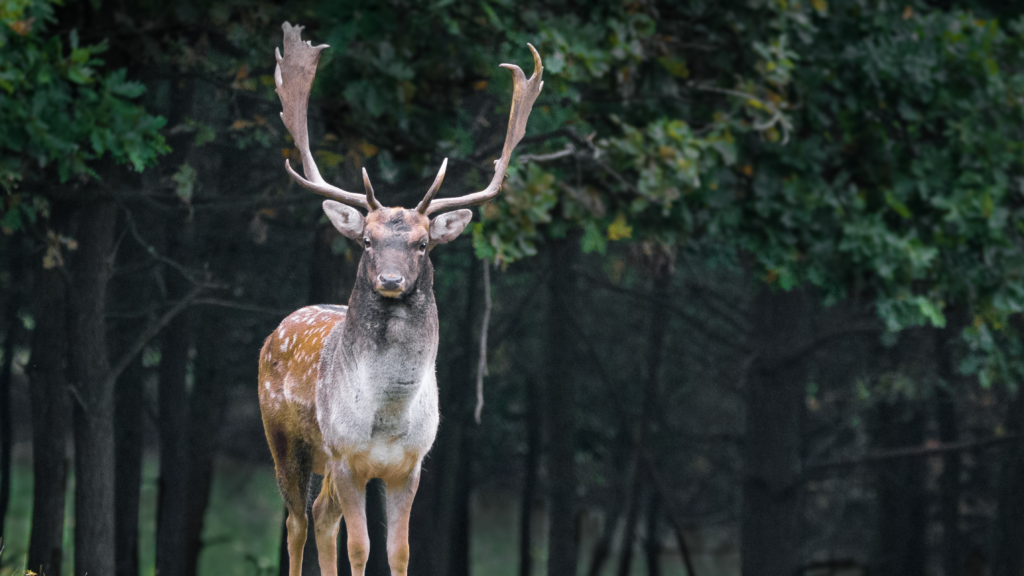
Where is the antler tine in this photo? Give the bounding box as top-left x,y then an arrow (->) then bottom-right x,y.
422,44 -> 544,216
275,22 -> 370,210
362,168 -> 381,210
416,158 -> 448,213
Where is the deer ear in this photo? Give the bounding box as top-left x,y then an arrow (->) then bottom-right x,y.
322,200 -> 364,240
429,209 -> 473,244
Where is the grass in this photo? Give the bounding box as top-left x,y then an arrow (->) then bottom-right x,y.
1,456 -> 282,576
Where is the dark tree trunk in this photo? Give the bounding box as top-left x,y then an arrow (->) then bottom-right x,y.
619,258 -> 671,576
0,297 -> 18,544
644,492 -> 662,576
519,376 -> 540,576
935,369 -> 961,576
431,377 -> 474,576
408,448 -> 436,576
586,474 -> 628,576
871,328 -> 930,576
70,198 -> 119,576
546,236 -> 579,576
115,355 -> 145,576
935,390 -> 960,576
366,479 -> 391,576
993,390 -> 1024,576
429,249 -> 479,576
616,474 -> 644,576
113,198 -> 158,576
741,288 -> 809,576
872,399 -> 927,576
27,229 -> 71,576
175,307 -> 232,576
156,215 -> 194,576
936,312 -> 966,576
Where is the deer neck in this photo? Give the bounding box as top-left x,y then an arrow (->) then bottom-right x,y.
340,257 -> 438,395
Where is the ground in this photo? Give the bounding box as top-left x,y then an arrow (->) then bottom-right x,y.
1,452 -> 716,576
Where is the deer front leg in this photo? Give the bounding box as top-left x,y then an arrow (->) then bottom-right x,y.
313,477 -> 343,576
385,464 -> 422,576
332,462 -> 370,576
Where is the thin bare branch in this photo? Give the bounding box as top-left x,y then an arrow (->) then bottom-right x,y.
474,261 -> 492,424
106,285 -> 204,388
806,434 -> 1022,474
192,298 -> 296,316
119,203 -> 203,285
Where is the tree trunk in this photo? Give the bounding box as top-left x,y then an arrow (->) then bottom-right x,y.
872,399 -> 927,576
618,258 -> 671,576
176,307 -> 232,575
992,390 -> 1024,576
741,287 -> 809,576
70,198 -> 119,576
644,492 -> 661,576
616,474 -> 644,576
546,236 -> 579,576
408,447 -> 436,576
27,252 -> 71,576
115,354 -> 146,576
156,215 -> 194,576
870,328 -> 930,576
586,472 -> 628,576
0,297 -> 18,544
519,375 -> 540,576
936,322 -> 961,576
935,388 -> 960,576
113,198 -> 158,576
366,479 -> 391,576
431,382 -> 474,576
429,249 -> 479,576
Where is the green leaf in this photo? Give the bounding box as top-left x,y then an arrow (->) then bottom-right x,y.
172,163 -> 197,204
884,191 -> 912,218
580,221 -> 607,255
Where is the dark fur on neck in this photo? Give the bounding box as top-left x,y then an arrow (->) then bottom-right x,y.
344,254 -> 438,349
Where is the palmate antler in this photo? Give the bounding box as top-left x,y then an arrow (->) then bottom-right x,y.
274,22 -> 543,215
417,44 -> 544,215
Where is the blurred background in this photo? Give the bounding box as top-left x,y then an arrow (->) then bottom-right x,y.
2,0 -> 1024,575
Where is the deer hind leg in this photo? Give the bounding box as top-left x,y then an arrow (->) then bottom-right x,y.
313,473 -> 343,576
268,429 -> 313,576
385,464 -> 422,576
330,461 -> 370,576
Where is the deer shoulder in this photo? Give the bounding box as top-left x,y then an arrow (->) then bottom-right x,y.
259,304 -> 348,411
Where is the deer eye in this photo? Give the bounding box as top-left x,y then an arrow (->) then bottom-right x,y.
363,238 -> 371,248
419,241 -> 428,252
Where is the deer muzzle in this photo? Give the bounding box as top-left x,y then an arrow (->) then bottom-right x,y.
376,272 -> 405,298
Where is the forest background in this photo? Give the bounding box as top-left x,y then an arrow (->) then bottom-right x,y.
3,0 -> 1024,575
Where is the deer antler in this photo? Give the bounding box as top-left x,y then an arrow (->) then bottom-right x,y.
417,44 -> 544,215
275,22 -> 374,211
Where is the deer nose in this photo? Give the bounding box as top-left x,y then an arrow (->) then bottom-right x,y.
378,272 -> 405,291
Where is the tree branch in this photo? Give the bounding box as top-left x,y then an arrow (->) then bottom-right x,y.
474,261 -> 493,424
191,298 -> 296,316
805,434 -> 1022,474
578,272 -> 750,354
105,285 -> 204,388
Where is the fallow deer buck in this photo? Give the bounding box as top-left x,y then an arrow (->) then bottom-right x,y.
259,22 -> 543,576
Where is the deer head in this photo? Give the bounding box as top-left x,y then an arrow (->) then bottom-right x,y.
274,22 -> 543,298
